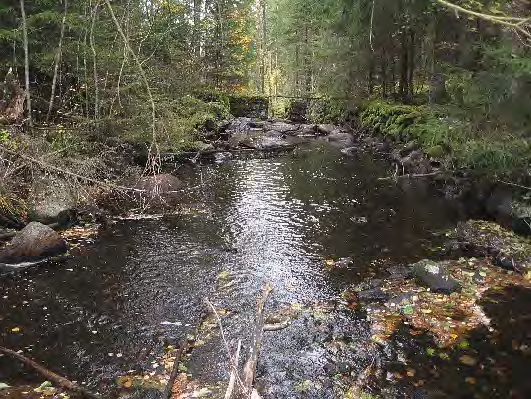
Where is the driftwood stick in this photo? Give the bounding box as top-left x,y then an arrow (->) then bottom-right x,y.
163,341 -> 189,399
0,346 -> 101,399
224,339 -> 242,399
242,284 -> 272,398
205,299 -> 247,395
377,170 -> 444,181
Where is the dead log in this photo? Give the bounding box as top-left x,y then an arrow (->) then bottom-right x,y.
0,346 -> 101,399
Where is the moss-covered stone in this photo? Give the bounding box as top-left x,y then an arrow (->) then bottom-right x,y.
450,220 -> 531,272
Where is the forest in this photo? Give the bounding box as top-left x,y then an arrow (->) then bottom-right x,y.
0,0 -> 530,171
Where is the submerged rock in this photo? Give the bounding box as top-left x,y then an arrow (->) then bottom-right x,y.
411,259 -> 461,294
358,288 -> 390,302
0,222 -> 67,264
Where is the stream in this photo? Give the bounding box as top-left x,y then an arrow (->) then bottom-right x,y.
1,141 -> 530,398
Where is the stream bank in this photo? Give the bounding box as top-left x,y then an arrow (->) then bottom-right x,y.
0,114 -> 530,399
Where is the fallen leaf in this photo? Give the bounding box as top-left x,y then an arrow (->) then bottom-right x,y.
460,355 -> 477,366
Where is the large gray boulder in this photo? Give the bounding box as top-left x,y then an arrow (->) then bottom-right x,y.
411,259 -> 460,294
265,121 -> 299,134
316,124 -> 337,136
0,222 -> 67,264
31,178 -> 77,224
327,131 -> 354,148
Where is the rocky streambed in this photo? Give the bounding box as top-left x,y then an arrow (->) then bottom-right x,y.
0,117 -> 530,399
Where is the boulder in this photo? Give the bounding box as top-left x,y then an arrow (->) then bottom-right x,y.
135,174 -> 183,196
0,222 -> 67,263
411,259 -> 460,294
451,220 -> 531,272
340,147 -> 358,157
327,131 -> 354,148
316,124 -> 337,136
226,117 -> 252,134
358,288 -> 390,302
214,152 -> 233,164
31,178 -> 77,224
253,136 -> 292,150
265,122 -> 299,134
298,124 -> 317,136
512,200 -> 531,235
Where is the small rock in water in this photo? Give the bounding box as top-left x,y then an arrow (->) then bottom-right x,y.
358,288 -> 390,302
411,259 -> 461,294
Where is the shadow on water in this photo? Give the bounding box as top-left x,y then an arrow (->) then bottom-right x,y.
0,142 -> 478,397
389,285 -> 531,399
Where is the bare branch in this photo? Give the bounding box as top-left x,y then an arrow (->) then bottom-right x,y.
436,0 -> 531,40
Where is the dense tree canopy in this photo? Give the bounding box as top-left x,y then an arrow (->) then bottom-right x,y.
0,0 -> 529,146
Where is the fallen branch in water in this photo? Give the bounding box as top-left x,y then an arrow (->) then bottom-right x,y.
224,340 -> 242,399
163,341 -> 190,399
378,171 -> 444,181
205,299 -> 247,396
497,180 -> 531,191
0,346 -> 101,399
242,283 -> 273,399
0,145 -> 201,196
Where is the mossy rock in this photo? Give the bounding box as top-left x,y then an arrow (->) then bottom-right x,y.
451,220 -> 531,271
228,94 -> 268,118
426,145 -> 446,158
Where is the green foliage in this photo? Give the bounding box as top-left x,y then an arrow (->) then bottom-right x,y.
307,98 -> 353,124
0,128 -> 10,143
122,95 -> 232,151
360,100 -> 531,172
46,126 -> 85,157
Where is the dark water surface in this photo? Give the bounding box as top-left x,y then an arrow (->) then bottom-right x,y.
1,142 -> 499,397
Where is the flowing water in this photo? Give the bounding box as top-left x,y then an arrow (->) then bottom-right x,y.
1,142 -> 527,398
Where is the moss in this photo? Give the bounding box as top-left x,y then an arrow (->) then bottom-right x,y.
426,145 -> 446,158
122,95 -> 232,152
359,100 -> 531,172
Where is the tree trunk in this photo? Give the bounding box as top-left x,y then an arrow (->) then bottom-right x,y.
381,57 -> 388,98
19,0 -> 32,127
260,0 -> 267,94
303,24 -> 311,95
193,0 -> 202,58
399,30 -> 409,99
295,42 -> 300,95
89,1 -> 99,120
368,58 -> 375,95
0,69 -> 25,124
407,28 -> 415,98
46,0 -> 68,122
